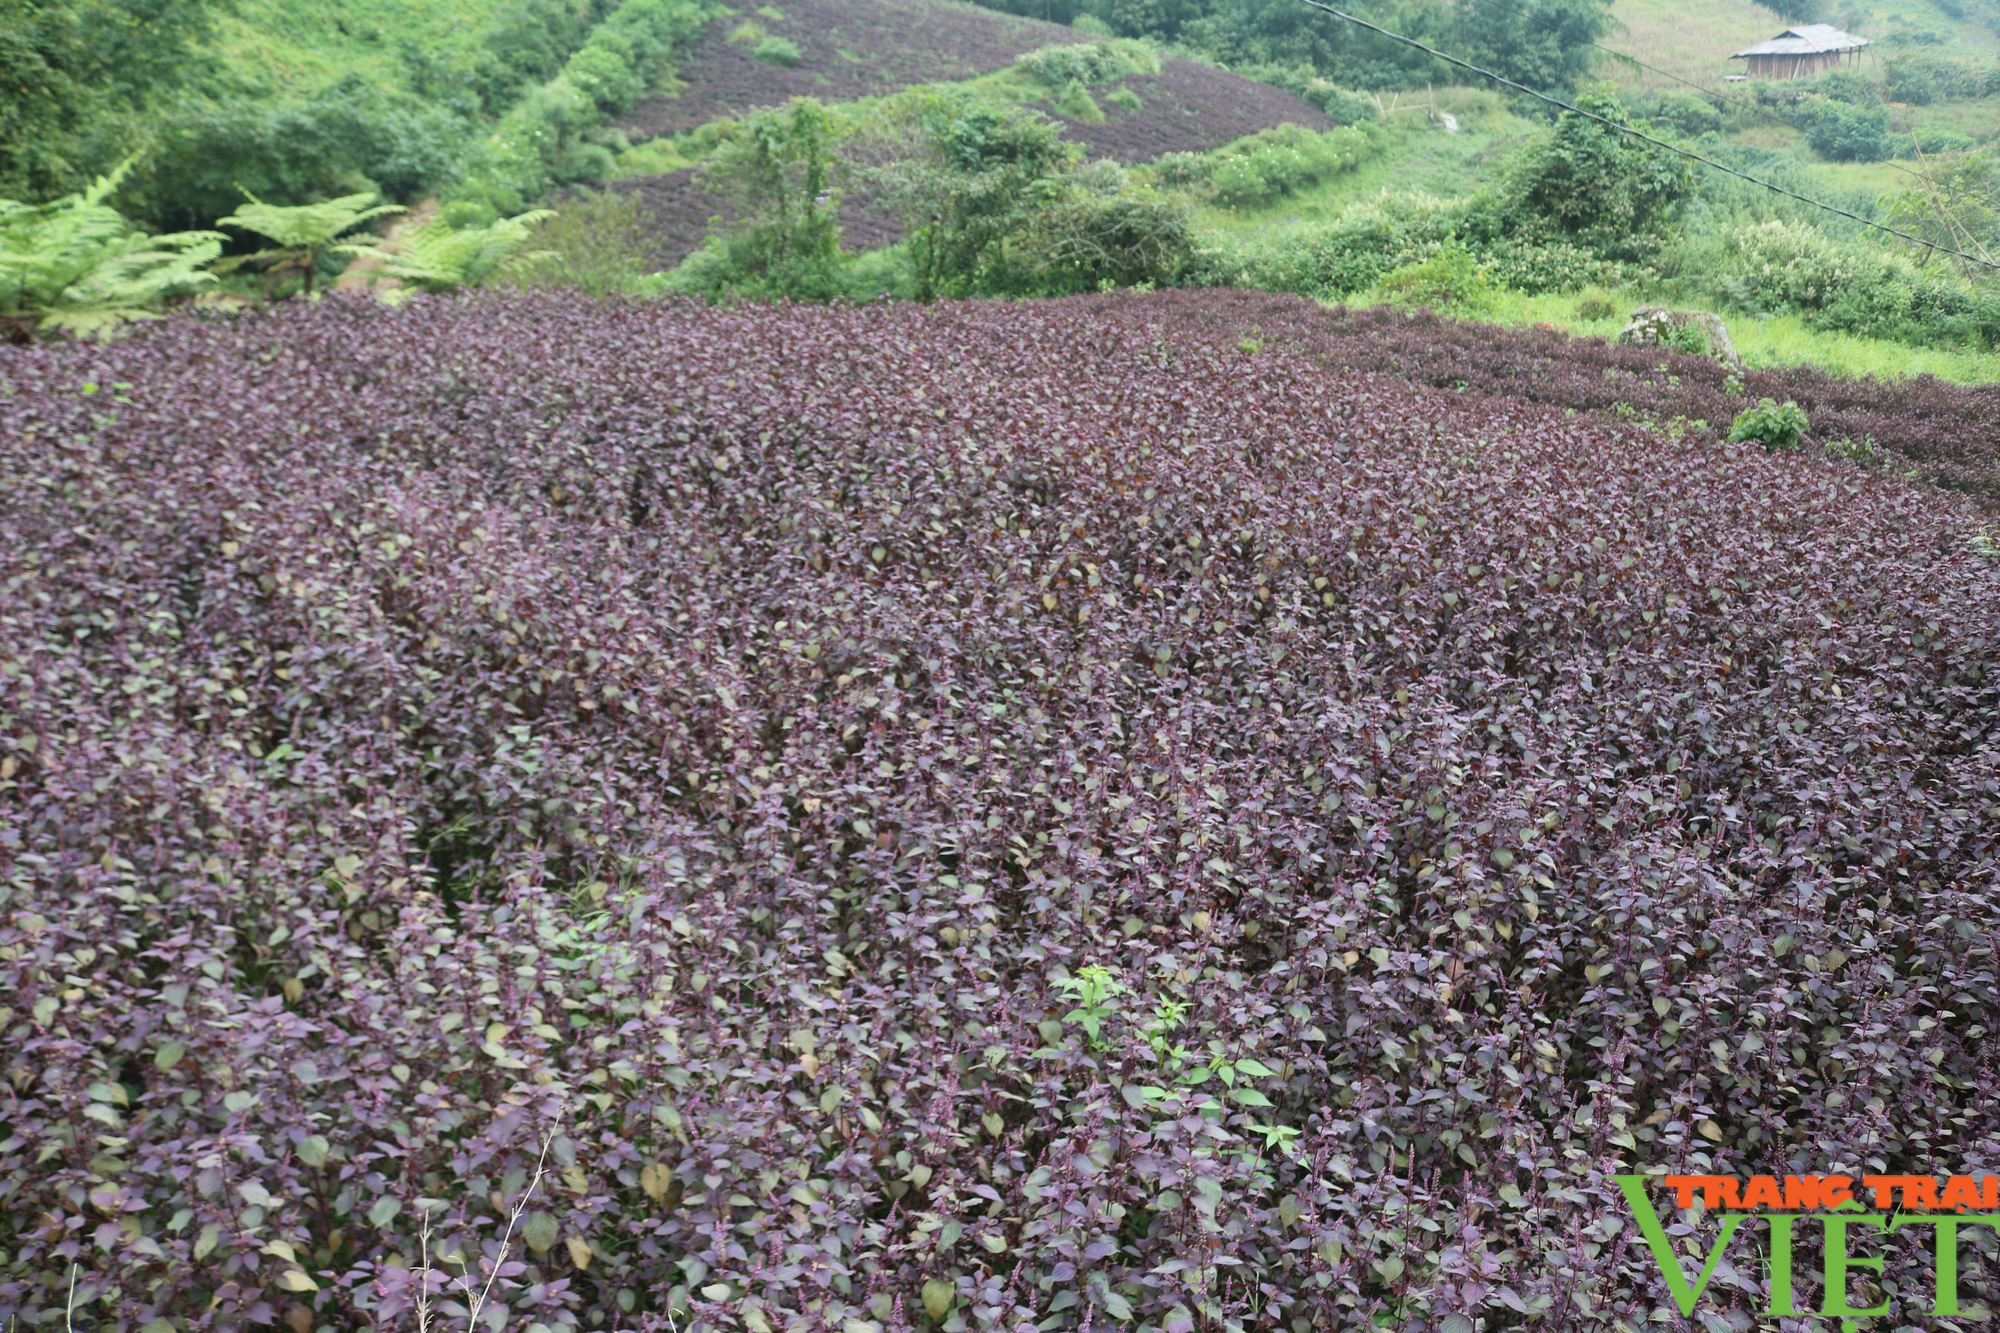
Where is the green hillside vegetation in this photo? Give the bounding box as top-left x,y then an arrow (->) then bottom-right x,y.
3,0 -> 719,232
574,0 -> 1999,378
208,0 -> 509,96
10,0 -> 2000,383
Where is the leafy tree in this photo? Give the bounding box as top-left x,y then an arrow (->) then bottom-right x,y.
0,0 -> 225,200
698,98 -> 848,301
1027,163 -> 1195,292
0,160 -> 221,340
1793,95 -> 1893,163
216,193 -> 404,297
1451,0 -> 1613,93
1884,148 -> 2000,273
1500,87 -> 1695,260
871,92 -> 1076,299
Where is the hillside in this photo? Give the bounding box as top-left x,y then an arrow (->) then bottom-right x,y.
616,0 -> 1088,137
603,0 -> 1335,267
207,0 -> 514,98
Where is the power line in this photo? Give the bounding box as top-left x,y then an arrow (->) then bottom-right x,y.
1456,0 -> 1930,185
1293,0 -> 1998,269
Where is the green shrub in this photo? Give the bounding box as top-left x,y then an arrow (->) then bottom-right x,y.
864,91 -> 1075,300
438,199 -> 501,229
1473,233 -> 1633,293
1232,65 -> 1381,126
1661,321 -> 1711,356
1576,294 -> 1616,320
1805,68 -> 1881,106
1895,127 -> 1977,158
1015,40 -> 1157,87
850,88 -> 1188,300
1794,95 -> 1893,162
470,0 -> 606,116
1304,83 -> 1381,127
1196,191 -> 1461,298
666,97 -> 844,300
1719,217 -> 2000,346
1071,11 -> 1115,36
1105,86 -> 1142,111
0,0 -> 226,202
1883,148 -> 1999,258
1024,165 -> 1194,292
753,35 -> 802,66
1824,435 -> 1893,468
566,43 -> 642,112
1054,83 -> 1106,122
1371,246 -> 1494,312
1163,123 -> 1382,209
595,0 -> 715,67
1719,218 -> 1877,309
508,188 -> 662,295
1884,51 -> 1991,105
1630,89 -> 1721,138
1501,88 -> 1695,261
1728,398 -> 1809,451
454,0 -> 717,212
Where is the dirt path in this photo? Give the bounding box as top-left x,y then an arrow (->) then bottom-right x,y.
333,198 -> 439,295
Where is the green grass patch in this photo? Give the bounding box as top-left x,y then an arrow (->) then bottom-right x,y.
212,0 -> 509,97
609,137 -> 696,177
1188,89 -> 1535,234
1348,284 -> 2000,382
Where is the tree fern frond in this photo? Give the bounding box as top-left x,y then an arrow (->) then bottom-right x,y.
351,210 -> 555,296
1,165 -> 222,338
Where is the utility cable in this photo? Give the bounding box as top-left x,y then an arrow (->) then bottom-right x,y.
1292,0 -> 2000,269
1454,0 -> 1931,184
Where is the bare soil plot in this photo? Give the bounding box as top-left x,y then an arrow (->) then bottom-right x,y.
604,169 -> 905,267
1049,58 -> 1334,162
617,0 -> 1084,139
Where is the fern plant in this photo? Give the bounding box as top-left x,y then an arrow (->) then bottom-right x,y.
344,210 -> 554,301
0,162 -> 223,341
216,192 -> 404,296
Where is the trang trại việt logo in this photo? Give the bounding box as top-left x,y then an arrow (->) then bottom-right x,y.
1616,1173 -> 2000,1321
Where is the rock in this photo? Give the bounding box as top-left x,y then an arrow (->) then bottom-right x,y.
1616,306 -> 1740,367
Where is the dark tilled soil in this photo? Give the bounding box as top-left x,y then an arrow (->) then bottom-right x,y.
1049,59 -> 1334,162
605,170 -> 905,268
618,0 -> 1084,139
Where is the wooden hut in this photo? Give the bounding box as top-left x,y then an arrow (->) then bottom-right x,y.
1731,24 -> 1870,79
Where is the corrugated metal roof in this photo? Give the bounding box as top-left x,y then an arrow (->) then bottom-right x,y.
1733,24 -> 1870,57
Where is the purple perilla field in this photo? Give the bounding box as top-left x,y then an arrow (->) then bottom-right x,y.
2,292 -> 1997,1331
